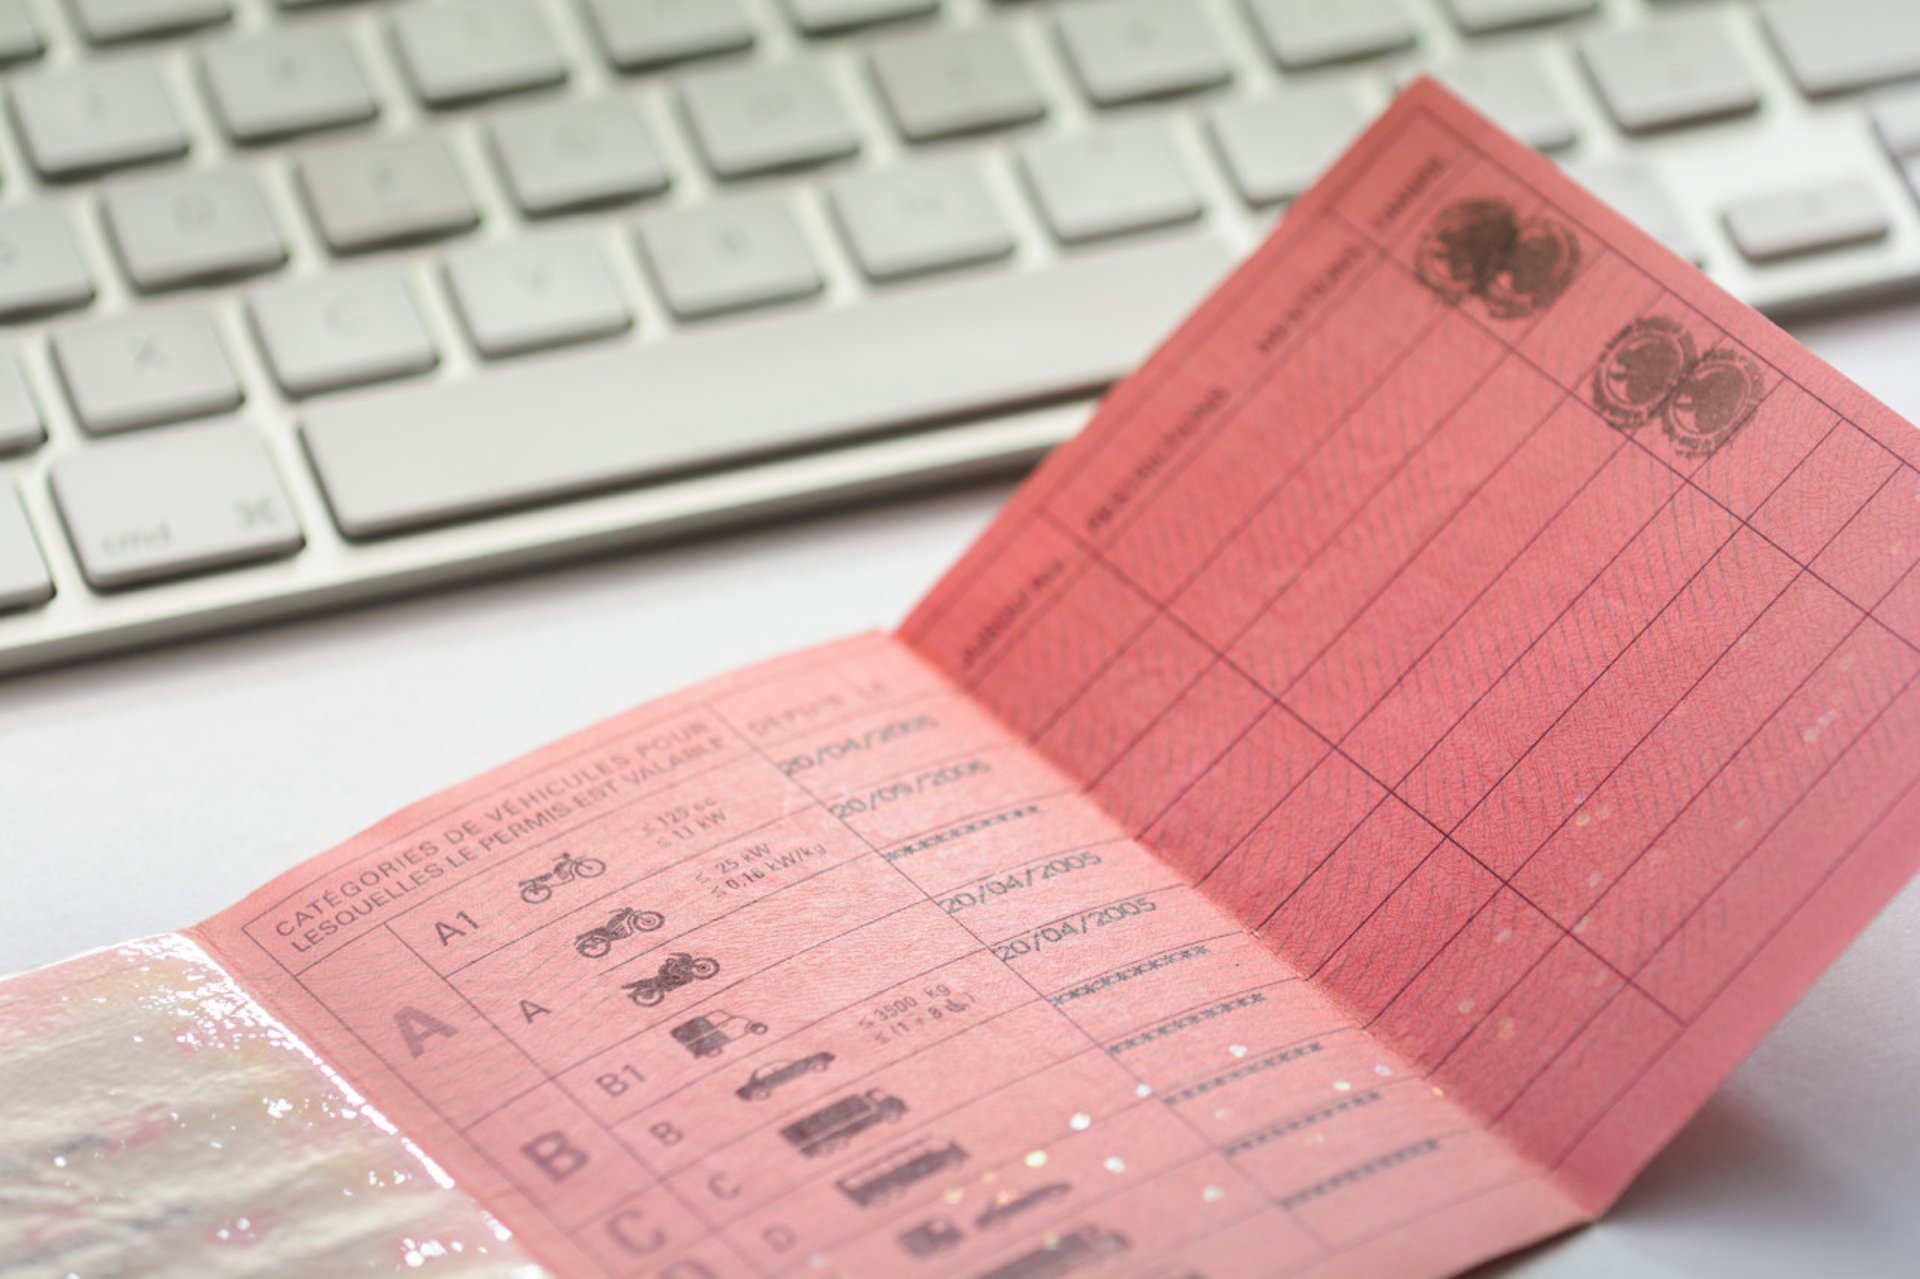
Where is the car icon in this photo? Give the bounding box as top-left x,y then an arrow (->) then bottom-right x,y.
736,1051 -> 834,1101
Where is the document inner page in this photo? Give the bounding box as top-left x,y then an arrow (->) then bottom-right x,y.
904,78 -> 1920,1218
193,633 -> 1578,1279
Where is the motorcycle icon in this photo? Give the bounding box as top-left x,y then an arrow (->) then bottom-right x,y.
573,905 -> 665,958
519,851 -> 606,904
623,952 -> 720,1006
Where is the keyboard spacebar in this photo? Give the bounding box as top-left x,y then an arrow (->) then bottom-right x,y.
302,233 -> 1237,538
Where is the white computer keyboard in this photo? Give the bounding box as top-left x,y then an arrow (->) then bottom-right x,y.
2,0 -> 1918,674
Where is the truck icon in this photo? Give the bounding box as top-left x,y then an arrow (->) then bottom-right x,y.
779,1089 -> 907,1158
837,1137 -> 968,1208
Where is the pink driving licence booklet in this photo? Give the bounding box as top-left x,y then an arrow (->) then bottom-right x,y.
15,80 -> 1920,1278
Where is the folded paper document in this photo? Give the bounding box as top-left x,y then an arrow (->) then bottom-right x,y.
9,79 -> 1920,1278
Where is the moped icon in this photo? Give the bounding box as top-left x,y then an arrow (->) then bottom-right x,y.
518,851 -> 606,904
573,905 -> 665,958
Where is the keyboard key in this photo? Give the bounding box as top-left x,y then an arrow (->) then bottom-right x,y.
1207,82 -> 1370,205
830,157 -> 1014,280
681,61 -> 860,177
0,484 -> 52,612
489,96 -> 669,215
1580,15 -> 1761,133
583,0 -> 754,69
297,134 -> 479,253
248,268 -> 437,397
10,60 -> 189,177
784,0 -> 936,34
72,0 -> 227,43
871,27 -> 1046,141
0,202 -> 94,318
50,422 -> 302,590
1429,47 -> 1578,151
1567,159 -> 1702,262
392,0 -> 566,107
0,0 -> 43,64
444,229 -> 631,357
636,196 -> 822,318
52,307 -> 242,435
1055,0 -> 1233,105
102,168 -> 286,291
200,26 -> 377,143
0,345 -> 43,454
1872,85 -> 1920,159
1724,178 -> 1890,262
1020,121 -> 1202,242
1444,0 -> 1593,34
1246,0 -> 1415,70
1762,0 -> 1920,97
302,232 -> 1235,537
1878,94 -> 1920,202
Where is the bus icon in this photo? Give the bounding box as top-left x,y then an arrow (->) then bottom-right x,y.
837,1137 -> 969,1209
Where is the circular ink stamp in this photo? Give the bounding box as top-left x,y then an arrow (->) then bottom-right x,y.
1591,316 -> 1696,431
1416,199 -> 1520,304
1480,218 -> 1580,320
1664,348 -> 1765,458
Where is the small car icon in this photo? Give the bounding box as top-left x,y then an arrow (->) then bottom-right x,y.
736,1051 -> 834,1101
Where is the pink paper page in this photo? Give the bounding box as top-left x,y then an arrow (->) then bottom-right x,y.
178,79 -> 1920,1279
904,78 -> 1920,1218
192,632 -> 1578,1279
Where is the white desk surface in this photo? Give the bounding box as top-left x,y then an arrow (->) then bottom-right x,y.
4,302 -> 1918,1278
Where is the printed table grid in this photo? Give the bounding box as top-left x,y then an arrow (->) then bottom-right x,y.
179,82 -> 1920,1279
252,656 -> 1557,1278
932,104 -> 1915,707
899,102 -> 1453,648
1008,292 -> 1902,1110
1333,209 -> 1915,644
953,131 -> 1906,879
1035,380 -> 1915,1204
696,697 -> 1334,1251
896,98 -> 1920,1214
